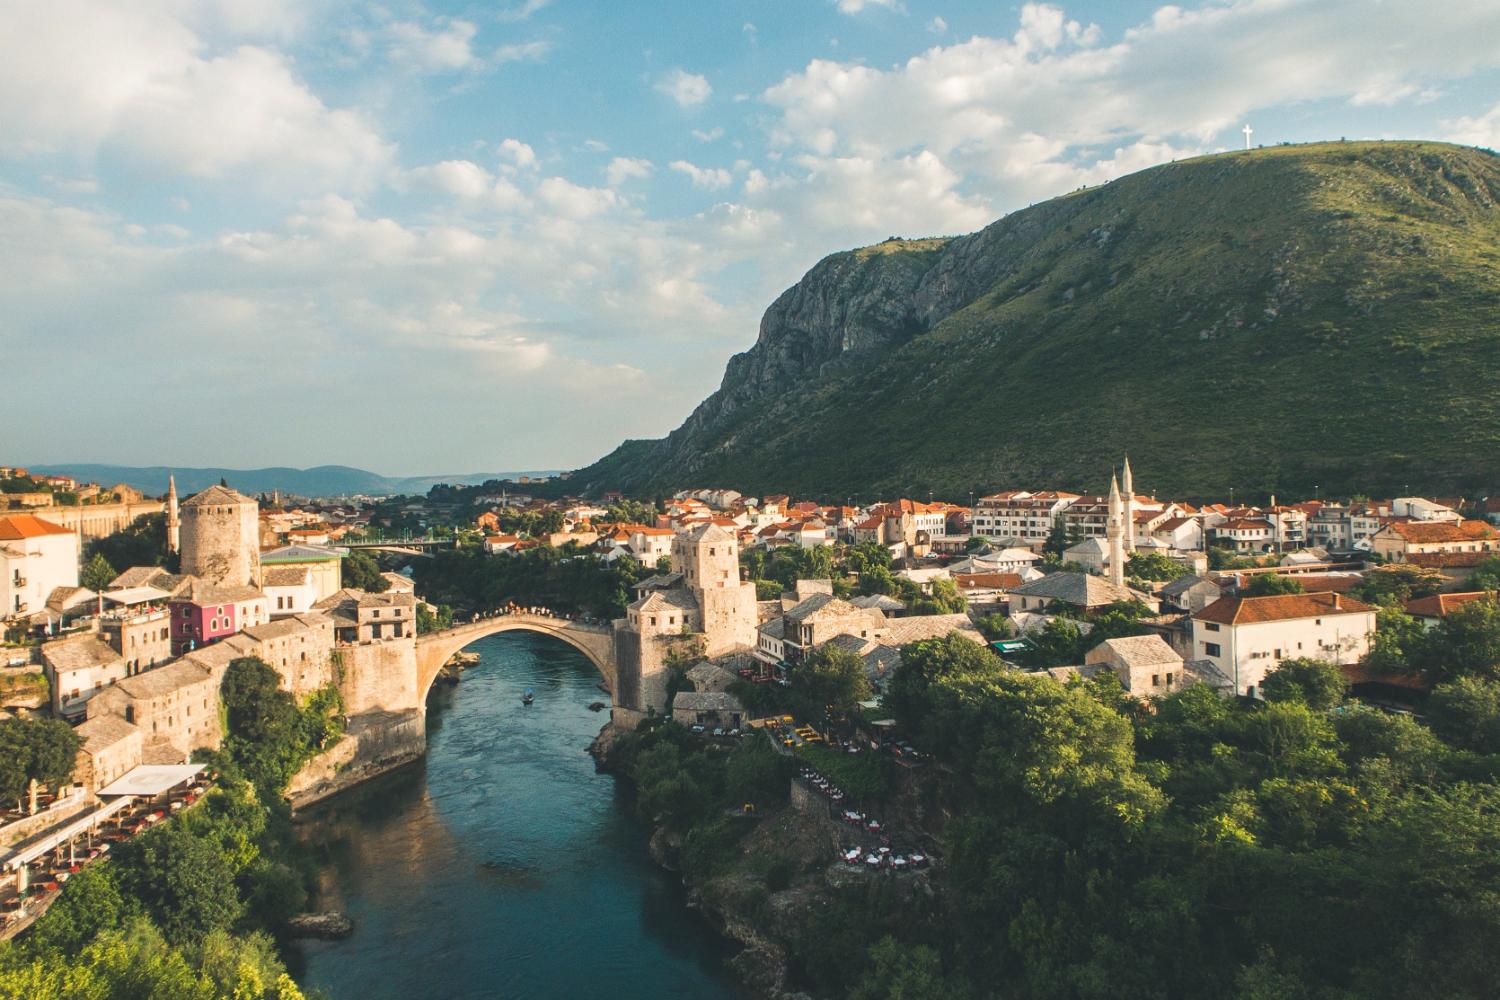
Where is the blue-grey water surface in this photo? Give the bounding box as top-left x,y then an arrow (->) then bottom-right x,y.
294,632 -> 745,999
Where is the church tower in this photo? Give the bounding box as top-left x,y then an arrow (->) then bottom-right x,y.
1121,456 -> 1136,554
166,475 -> 180,555
1106,473 -> 1126,588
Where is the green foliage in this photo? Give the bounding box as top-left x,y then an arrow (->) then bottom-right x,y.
1356,563 -> 1445,605
1469,555 -> 1500,592
416,602 -> 454,634
412,546 -> 642,619
79,553 -> 116,593
1427,677 -> 1500,753
571,141 -> 1500,502
1408,596 -> 1500,684
1245,573 -> 1305,596
113,822 -> 244,943
1125,551 -> 1190,582
795,743 -> 890,803
83,512 -> 175,574
341,549 -> 389,592
851,936 -> 971,1000
789,644 -> 872,723
220,657 -> 344,794
0,715 -> 79,809
1260,658 -> 1350,711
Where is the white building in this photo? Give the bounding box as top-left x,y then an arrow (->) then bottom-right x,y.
1191,592 -> 1377,698
971,491 -> 1080,548
42,633 -> 126,719
0,514 -> 80,620
263,565 -> 321,618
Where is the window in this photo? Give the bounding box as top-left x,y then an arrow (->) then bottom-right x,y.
1204,642 -> 1222,657
1152,674 -> 1160,687
1166,672 -> 1175,686
1204,622 -> 1220,632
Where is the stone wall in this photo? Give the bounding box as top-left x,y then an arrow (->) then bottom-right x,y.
286,709 -> 426,810
339,638 -> 418,715
25,500 -> 164,542
181,501 -> 259,587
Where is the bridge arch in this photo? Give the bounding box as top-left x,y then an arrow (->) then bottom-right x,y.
414,615 -> 616,708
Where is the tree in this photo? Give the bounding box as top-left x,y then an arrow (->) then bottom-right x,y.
852,936 -> 971,1000
1427,677 -> 1500,753
1245,573 -> 1304,597
1409,596 -> 1500,683
791,644 -> 873,724
80,552 -> 116,592
342,549 -> 389,592
1261,658 -> 1349,711
115,824 -> 244,943
1471,555 -> 1500,593
1356,563 -> 1445,605
1126,551 -> 1190,582
0,716 -> 80,813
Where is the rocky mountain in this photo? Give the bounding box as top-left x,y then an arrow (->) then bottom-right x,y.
573,140 -> 1500,501
25,464 -> 561,498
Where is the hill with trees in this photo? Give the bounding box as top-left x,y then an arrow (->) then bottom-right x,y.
573,141 -> 1500,501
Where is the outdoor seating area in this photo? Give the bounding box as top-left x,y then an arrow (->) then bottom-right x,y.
1,766 -> 208,935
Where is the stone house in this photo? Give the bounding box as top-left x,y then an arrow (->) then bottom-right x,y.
672,690 -> 745,730
89,659 -> 221,756
1191,592 -> 1377,698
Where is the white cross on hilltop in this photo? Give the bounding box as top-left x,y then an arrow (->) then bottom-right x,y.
1242,124 -> 1254,150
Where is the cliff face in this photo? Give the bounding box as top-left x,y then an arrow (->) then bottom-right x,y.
575,141 -> 1500,500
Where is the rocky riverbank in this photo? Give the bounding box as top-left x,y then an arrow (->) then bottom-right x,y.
589,722 -> 942,1000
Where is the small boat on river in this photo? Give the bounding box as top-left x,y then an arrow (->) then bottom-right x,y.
522,690 -> 535,705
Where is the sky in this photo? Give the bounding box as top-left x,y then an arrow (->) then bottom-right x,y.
6,0 -> 1500,476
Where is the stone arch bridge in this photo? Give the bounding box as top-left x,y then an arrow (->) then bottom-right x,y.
414,614 -> 616,705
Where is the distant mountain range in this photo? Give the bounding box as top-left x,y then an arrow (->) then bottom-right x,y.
23,464 -> 564,499
572,140 -> 1500,501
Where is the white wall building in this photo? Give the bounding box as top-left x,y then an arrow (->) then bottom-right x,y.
1191,592 -> 1377,698
0,514 -> 79,620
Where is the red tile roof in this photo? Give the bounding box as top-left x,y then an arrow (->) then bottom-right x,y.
0,514 -> 73,540
1405,592 -> 1495,618
1194,591 -> 1375,625
1383,519 -> 1499,544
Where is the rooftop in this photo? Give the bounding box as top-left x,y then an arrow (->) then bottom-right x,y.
182,484 -> 256,508
0,514 -> 72,540
1194,591 -> 1375,626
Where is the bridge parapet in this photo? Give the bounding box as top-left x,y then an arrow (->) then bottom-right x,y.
414,614 -> 617,704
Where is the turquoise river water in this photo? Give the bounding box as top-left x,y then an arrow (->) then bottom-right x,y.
292,632 -> 746,999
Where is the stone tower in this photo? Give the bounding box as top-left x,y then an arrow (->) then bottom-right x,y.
1121,456 -> 1136,554
166,474 -> 180,555
179,484 -> 260,587
671,523 -> 757,656
1106,473 -> 1126,588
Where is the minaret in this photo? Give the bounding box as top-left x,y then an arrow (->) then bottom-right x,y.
1106,473 -> 1125,588
1122,456 -> 1136,554
166,475 -> 180,555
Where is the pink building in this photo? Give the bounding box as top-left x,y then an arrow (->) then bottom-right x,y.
169,582 -> 268,655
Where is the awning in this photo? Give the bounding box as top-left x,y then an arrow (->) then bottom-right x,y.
2,797 -> 134,870
97,763 -> 204,798
103,586 -> 172,606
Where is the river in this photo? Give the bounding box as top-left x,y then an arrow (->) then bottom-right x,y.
292,632 -> 747,999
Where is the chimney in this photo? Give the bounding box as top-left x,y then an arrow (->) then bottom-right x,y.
1331,593 -> 1340,610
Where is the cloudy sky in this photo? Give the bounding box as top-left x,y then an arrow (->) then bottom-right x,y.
6,1 -> 1500,475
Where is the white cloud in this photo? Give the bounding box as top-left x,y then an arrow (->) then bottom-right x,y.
385,18 -> 480,72
605,156 -> 654,186
692,127 -> 725,142
670,160 -> 734,191
536,177 -> 621,218
656,68 -> 712,107
1444,101 -> 1500,150
495,40 -> 550,64
833,0 -> 905,14
0,2 -> 394,192
929,16 -> 947,34
498,138 -> 538,169
497,0 -> 552,22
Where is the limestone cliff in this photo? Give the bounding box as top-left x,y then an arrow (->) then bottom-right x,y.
572,140 -> 1500,500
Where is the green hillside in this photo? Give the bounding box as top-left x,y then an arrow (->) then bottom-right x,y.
575,141 -> 1500,501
